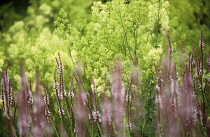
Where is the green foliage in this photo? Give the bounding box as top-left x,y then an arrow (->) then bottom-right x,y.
169,0 -> 210,46
168,0 -> 210,72
0,0 -> 209,136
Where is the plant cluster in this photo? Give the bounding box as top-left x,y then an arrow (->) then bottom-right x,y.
0,0 -> 210,136
0,34 -> 209,136
154,33 -> 210,137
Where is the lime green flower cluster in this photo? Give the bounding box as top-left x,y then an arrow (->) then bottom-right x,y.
1,0 -> 170,94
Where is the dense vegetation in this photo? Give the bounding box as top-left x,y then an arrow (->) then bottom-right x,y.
0,0 -> 209,136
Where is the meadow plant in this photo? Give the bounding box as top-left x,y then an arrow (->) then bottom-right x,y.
74,70 -> 88,137
101,93 -> 112,137
111,61 -> 125,136
126,67 -> 142,136
1,69 -> 15,137
0,39 -> 209,136
18,62 -> 33,137
154,33 -> 209,137
32,71 -> 53,137
0,1 -> 209,136
43,85 -> 51,123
